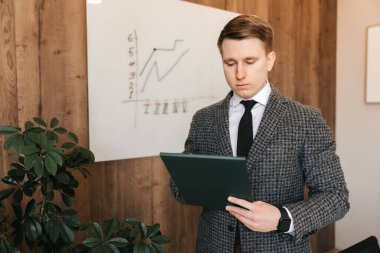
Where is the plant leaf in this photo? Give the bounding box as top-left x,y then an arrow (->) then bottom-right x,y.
62,142 -> 76,149
33,117 -> 47,127
50,118 -> 59,128
152,235 -> 169,245
68,132 -> 78,143
56,172 -> 70,184
44,216 -> 60,243
32,157 -> 44,179
0,126 -> 19,134
25,121 -> 34,130
62,209 -> 77,216
104,218 -> 119,239
82,237 -> 101,248
31,218 -> 43,238
106,244 -> 120,253
0,188 -> 15,201
24,153 -> 38,169
92,246 -> 109,253
46,151 -> 62,166
3,134 -> 18,150
108,237 -> 129,248
19,145 -> 38,155
12,189 -> 23,204
12,202 -> 23,220
44,155 -> 57,175
24,217 -> 38,242
126,217 -> 141,226
24,199 -> 36,218
61,192 -> 73,207
14,135 -> 26,152
53,127 -> 67,134
138,222 -> 148,240
77,167 -> 91,178
147,224 -> 160,238
152,243 -> 167,253
89,222 -> 104,240
1,176 -> 18,185
130,227 -> 139,238
147,244 -> 157,253
62,214 -> 80,228
60,221 -> 75,244
37,133 -> 48,148
134,242 -> 150,253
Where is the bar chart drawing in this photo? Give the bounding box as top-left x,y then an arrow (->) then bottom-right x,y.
87,0 -> 238,161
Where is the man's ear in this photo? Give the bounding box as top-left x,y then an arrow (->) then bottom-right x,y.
267,51 -> 276,71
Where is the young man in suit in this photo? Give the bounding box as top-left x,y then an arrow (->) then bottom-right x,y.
170,14 -> 349,252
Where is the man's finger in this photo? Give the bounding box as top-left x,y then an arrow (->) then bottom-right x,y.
229,210 -> 254,225
227,196 -> 253,210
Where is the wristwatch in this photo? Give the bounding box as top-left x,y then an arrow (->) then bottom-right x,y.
277,207 -> 291,232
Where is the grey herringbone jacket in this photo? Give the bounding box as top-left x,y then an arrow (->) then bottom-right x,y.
170,87 -> 349,253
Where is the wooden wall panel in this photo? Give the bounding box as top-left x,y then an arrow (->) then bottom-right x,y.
318,0 -> 337,135
226,0 -> 269,19
13,0 -> 41,124
0,0 -> 18,177
0,0 -> 337,252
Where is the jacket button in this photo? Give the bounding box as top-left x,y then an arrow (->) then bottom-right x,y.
228,225 -> 234,232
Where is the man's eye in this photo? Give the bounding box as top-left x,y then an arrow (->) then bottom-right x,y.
246,60 -> 255,65
225,62 -> 235,67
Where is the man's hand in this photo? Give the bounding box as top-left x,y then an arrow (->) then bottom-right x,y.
225,196 -> 281,232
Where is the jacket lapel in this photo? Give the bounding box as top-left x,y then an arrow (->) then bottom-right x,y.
246,87 -> 287,167
215,91 -> 233,156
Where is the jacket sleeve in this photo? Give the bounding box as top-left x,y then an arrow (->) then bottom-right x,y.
169,111 -> 201,203
284,109 -> 350,242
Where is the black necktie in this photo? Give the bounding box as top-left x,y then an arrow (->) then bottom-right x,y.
237,100 -> 257,157
234,100 -> 257,251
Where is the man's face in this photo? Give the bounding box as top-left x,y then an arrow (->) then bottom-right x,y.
221,38 -> 276,99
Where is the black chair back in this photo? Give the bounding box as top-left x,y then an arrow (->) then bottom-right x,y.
339,236 -> 380,253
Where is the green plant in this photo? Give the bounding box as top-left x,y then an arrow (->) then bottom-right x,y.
79,217 -> 168,253
0,118 -> 169,253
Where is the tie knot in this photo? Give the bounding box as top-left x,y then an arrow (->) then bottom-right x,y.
240,100 -> 257,111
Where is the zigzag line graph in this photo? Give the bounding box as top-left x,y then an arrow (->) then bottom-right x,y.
139,40 -> 189,92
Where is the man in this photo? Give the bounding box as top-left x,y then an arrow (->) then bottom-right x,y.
170,14 -> 349,252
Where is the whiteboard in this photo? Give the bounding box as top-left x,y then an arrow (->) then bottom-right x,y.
87,0 -> 238,161
366,25 -> 380,103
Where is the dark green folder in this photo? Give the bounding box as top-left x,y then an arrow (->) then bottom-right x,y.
160,152 -> 253,210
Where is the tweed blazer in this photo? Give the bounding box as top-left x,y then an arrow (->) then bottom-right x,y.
170,87 -> 349,253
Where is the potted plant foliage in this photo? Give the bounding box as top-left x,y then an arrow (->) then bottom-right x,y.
0,117 -> 169,253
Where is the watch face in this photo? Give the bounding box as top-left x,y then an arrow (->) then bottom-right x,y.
279,218 -> 291,232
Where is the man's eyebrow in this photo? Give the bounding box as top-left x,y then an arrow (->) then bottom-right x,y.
245,56 -> 257,60
223,56 -> 258,62
223,58 -> 237,62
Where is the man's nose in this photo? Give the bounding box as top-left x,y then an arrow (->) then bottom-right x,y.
236,64 -> 246,80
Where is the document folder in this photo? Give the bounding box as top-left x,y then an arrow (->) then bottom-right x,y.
160,152 -> 253,210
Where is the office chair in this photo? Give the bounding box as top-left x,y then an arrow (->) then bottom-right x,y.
339,236 -> 380,253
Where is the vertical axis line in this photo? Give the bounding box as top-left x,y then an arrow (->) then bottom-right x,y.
134,29 -> 138,129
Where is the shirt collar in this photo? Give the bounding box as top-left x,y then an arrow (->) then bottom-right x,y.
231,81 -> 272,108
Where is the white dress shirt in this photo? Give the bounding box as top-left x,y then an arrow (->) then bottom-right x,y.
228,81 -> 295,234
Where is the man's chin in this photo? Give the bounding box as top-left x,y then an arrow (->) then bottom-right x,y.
234,90 -> 255,99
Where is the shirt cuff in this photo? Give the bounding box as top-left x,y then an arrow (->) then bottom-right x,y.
283,206 -> 295,234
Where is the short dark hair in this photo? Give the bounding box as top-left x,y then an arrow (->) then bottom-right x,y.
217,14 -> 274,54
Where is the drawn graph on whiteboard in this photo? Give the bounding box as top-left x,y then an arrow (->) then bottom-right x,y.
139,39 -> 189,92
122,30 -> 218,119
